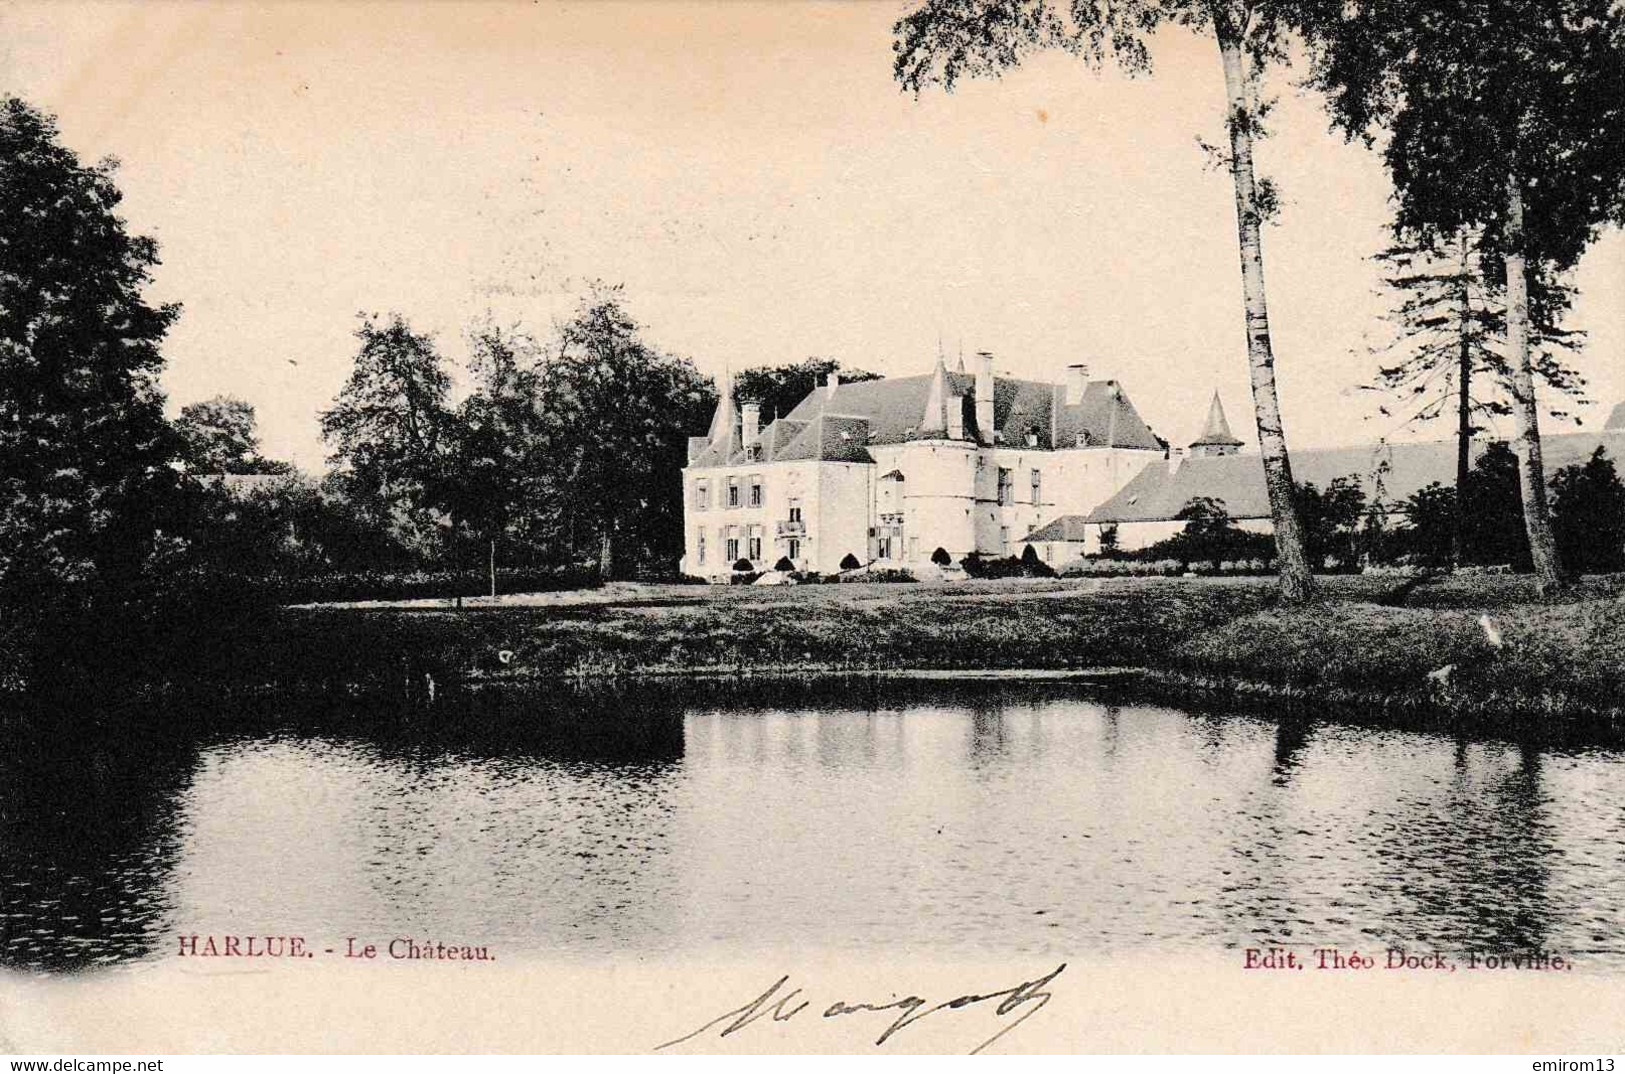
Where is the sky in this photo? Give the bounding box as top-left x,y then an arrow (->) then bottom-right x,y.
4,0 -> 1622,473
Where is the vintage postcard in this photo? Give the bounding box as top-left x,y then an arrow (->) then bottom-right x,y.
2,0 -> 1625,1057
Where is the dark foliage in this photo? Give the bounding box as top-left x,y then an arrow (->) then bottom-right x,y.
0,97 -> 193,691
174,395 -> 292,475
1294,476 -> 1367,570
1551,447 -> 1625,575
732,357 -> 881,422
1135,497 -> 1278,568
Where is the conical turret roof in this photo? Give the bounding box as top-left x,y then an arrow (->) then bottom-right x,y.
706,368 -> 737,447
918,356 -> 950,436
1191,391 -> 1243,447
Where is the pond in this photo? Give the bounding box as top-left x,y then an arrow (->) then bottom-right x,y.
5,679 -> 1624,972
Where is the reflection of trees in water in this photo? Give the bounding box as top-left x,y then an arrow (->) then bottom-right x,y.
2,684 -> 696,973
1393,738 -> 1552,953
1214,718 -> 1320,947
967,702 -> 1007,767
1272,717 -> 1311,787
0,714 -> 199,971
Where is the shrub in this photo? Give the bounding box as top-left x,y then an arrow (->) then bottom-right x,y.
840,552 -> 863,570
732,558 -> 754,572
263,564 -> 601,604
930,546 -> 953,566
773,556 -> 795,572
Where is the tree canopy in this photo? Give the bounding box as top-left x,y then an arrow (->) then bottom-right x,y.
733,357 -> 880,422
318,313 -> 451,541
174,395 -> 292,475
0,97 -> 183,634
532,289 -> 716,576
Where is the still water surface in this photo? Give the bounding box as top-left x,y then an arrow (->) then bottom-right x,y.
5,681 -> 1625,971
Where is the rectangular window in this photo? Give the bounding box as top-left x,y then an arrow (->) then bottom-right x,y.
908,536 -> 920,561
726,536 -> 740,562
788,501 -> 802,522
693,479 -> 709,511
997,468 -> 1013,506
748,527 -> 762,561
696,529 -> 707,565
877,536 -> 893,560
787,538 -> 801,560
1000,526 -> 1010,554
726,477 -> 740,508
1030,468 -> 1042,505
749,477 -> 763,508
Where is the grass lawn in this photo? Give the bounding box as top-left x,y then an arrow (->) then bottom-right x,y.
242,572 -> 1625,722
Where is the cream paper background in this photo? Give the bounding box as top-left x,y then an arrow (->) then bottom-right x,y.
1,0 -> 1622,1054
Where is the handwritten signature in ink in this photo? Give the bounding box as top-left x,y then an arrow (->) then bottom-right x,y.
655,962 -> 1067,1055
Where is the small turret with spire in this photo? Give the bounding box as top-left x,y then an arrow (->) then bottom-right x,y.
706,367 -> 739,453
1189,391 -> 1243,458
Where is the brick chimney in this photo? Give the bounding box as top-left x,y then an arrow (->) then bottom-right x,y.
1065,363 -> 1088,405
975,351 -> 995,444
741,401 -> 760,448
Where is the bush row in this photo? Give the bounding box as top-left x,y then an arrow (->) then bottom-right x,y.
1060,557 -> 1275,578
249,565 -> 603,604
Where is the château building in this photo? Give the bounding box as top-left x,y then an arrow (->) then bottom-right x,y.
680,352 -> 1166,578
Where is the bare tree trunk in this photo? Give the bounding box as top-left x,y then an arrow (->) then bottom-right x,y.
489,536 -> 497,599
1218,34 -> 1315,603
1454,230 -> 1473,569
1504,169 -> 1564,595
598,525 -> 614,581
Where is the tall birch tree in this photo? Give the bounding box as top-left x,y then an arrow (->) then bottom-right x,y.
893,0 -> 1318,602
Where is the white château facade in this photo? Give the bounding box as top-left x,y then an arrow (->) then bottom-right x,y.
680,352 -> 1167,579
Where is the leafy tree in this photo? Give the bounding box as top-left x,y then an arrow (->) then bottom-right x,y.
893,0 -> 1319,602
1300,0 -> 1625,594
533,288 -> 716,577
174,395 -> 292,475
1396,481 -> 1457,569
318,313 -> 452,552
1550,447 -> 1625,575
1463,441 -> 1530,571
437,323 -> 546,595
1365,229 -> 1585,564
1294,475 -> 1367,570
0,97 -> 184,686
733,357 -> 882,421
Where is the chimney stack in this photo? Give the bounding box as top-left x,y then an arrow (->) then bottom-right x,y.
825,371 -> 839,399
975,351 -> 995,444
741,401 -> 760,448
1065,363 -> 1088,405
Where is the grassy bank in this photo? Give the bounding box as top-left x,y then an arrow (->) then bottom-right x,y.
219,573 -> 1625,726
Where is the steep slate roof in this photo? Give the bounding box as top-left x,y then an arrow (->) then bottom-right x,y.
779,372 -> 1162,451
1089,429 -> 1625,524
1021,515 -> 1094,542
